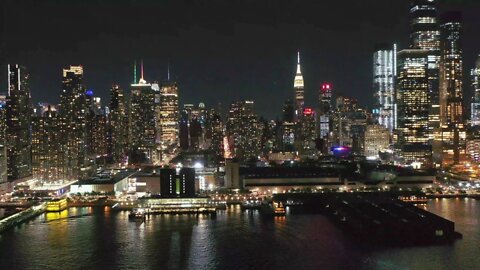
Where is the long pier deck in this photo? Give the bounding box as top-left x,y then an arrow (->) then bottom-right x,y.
273,192 -> 462,246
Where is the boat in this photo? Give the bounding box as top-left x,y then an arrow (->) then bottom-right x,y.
259,201 -> 286,216
398,195 -> 428,204
128,208 -> 146,221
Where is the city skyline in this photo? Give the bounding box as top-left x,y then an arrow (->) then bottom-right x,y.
2,0 -> 480,119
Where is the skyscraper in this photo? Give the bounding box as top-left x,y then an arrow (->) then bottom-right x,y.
471,55 -> 480,126
60,65 -> 91,180
396,49 -> 431,166
226,100 -> 261,161
439,12 -> 464,126
108,85 -> 128,164
32,104 -> 63,181
299,108 -> 317,156
6,64 -> 32,180
436,11 -> 466,167
128,62 -> 157,163
410,0 -> 441,134
409,0 -> 440,51
293,52 -> 304,122
158,79 -> 179,164
373,44 -> 396,131
318,83 -> 332,139
0,94 -> 7,184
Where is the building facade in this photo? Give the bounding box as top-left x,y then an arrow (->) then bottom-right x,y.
373,44 -> 397,131
6,64 -> 32,180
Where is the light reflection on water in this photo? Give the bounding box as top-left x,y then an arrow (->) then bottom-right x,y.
0,200 -> 478,270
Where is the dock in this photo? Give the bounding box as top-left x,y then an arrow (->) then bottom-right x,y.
0,203 -> 46,233
273,193 -> 462,246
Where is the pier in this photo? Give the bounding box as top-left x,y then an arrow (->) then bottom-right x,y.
273,193 -> 462,246
0,204 -> 46,233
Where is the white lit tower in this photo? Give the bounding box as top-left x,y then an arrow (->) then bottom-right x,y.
293,51 -> 304,122
373,44 -> 397,131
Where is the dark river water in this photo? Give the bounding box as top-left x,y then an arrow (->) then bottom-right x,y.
0,198 -> 478,270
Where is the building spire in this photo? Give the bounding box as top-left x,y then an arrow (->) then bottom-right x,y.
140,59 -> 144,80
296,51 -> 301,74
167,61 -> 170,81
133,60 -> 137,84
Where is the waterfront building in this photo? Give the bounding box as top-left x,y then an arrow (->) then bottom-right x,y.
364,124 -> 390,160
160,168 -> 195,198
108,85 -> 128,164
471,55 -> 480,126
396,49 -> 431,167
6,64 -> 33,180
373,44 -> 397,131
59,65 -> 91,180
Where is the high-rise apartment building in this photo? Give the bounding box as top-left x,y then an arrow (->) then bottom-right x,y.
226,100 -> 261,161
6,64 -> 32,180
0,94 -> 7,184
60,65 -> 90,180
32,104 -> 63,180
108,85 -> 128,164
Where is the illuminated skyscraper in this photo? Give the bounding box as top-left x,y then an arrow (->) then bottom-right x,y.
293,52 -> 304,122
0,94 -> 7,184
373,44 -> 397,131
318,83 -> 332,139
410,0 -> 441,133
158,79 -> 179,164
6,64 -> 32,180
60,65 -> 91,180
364,124 -> 390,160
32,104 -> 63,180
128,62 -> 157,163
299,108 -> 317,155
204,107 -> 224,159
396,49 -> 431,166
471,55 -> 480,126
439,12 -> 464,126
226,100 -> 261,161
436,12 -> 466,167
108,85 -> 128,164
410,0 -> 440,51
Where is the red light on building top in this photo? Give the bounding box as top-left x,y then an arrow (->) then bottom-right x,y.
303,107 -> 314,116
321,83 -> 332,92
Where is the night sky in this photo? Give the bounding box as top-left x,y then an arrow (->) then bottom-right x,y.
1,0 -> 479,119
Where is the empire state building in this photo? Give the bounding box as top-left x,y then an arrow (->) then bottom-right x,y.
294,51 -> 304,122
